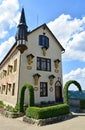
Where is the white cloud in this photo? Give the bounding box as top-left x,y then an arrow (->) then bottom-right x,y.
0,0 -> 20,62
63,68 -> 85,90
0,0 -> 20,39
48,15 -> 85,90
0,36 -> 15,62
0,30 -> 8,39
48,14 -> 85,61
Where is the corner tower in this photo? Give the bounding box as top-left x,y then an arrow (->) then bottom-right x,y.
16,8 -> 28,53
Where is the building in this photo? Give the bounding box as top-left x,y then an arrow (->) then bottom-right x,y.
0,8 -> 65,106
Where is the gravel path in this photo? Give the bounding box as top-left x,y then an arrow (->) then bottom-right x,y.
0,114 -> 85,130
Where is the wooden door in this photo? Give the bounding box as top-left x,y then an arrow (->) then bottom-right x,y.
55,81 -> 62,102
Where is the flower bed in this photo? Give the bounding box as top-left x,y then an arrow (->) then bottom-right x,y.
0,110 -> 24,118
0,101 -> 24,118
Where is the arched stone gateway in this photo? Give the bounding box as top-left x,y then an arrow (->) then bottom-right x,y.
64,80 -> 82,104
20,83 -> 34,112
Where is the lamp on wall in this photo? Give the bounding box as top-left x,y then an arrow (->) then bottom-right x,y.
48,75 -> 55,86
27,54 -> 34,65
33,73 -> 41,85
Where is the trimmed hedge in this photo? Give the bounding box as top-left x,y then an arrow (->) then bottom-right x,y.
20,83 -> 34,112
26,104 -> 70,119
80,99 -> 85,109
64,80 -> 82,104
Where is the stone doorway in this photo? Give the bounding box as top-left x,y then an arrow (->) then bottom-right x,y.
55,80 -> 62,102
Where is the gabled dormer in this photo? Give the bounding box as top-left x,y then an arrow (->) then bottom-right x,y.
16,8 -> 28,53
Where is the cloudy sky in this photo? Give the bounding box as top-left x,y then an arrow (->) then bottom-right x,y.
0,0 -> 85,90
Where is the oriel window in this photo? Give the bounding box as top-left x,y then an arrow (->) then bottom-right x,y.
39,35 -> 49,48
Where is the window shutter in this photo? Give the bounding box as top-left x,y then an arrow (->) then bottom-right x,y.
39,35 -> 42,45
45,37 -> 49,48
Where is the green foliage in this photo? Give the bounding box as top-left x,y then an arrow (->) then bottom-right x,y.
13,104 -> 20,113
5,104 -> 20,113
0,101 -> 20,113
6,105 -> 14,112
20,83 -> 34,112
0,101 -> 4,108
64,80 -> 82,104
80,99 -> 85,109
26,104 -> 70,119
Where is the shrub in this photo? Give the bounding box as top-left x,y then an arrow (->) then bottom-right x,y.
26,104 -> 70,119
6,105 -> 14,112
12,104 -> 20,113
6,104 -> 20,113
0,101 -> 4,108
80,99 -> 85,109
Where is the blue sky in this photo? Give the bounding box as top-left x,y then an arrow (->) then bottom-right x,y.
0,0 -> 85,90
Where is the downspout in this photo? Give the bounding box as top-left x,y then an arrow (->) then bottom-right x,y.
17,52 -> 21,104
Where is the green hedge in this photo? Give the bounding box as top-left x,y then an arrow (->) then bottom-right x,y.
26,104 -> 70,119
20,83 -> 34,112
80,99 -> 85,109
64,80 -> 82,104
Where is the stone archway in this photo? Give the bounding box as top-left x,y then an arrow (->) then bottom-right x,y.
20,83 -> 34,112
64,80 -> 82,104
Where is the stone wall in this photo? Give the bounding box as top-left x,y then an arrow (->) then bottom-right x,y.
23,113 -> 73,126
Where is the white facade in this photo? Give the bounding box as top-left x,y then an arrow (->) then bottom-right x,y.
0,45 -> 20,106
0,23 -> 65,106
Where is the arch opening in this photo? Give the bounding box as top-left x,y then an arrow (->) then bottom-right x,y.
20,84 -> 34,112
64,80 -> 82,104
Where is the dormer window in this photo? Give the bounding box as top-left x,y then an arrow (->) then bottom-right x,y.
39,35 -> 49,48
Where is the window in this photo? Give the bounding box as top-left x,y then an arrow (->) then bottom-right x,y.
8,84 -> 11,91
0,86 -> 1,93
3,70 -> 7,77
12,83 -> 15,96
14,59 -> 17,72
37,57 -> 51,71
5,85 -> 8,95
40,82 -> 48,97
39,35 -> 49,48
8,65 -> 13,75
2,85 -> 5,91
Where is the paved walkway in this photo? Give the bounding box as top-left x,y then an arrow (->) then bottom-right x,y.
0,114 -> 85,130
